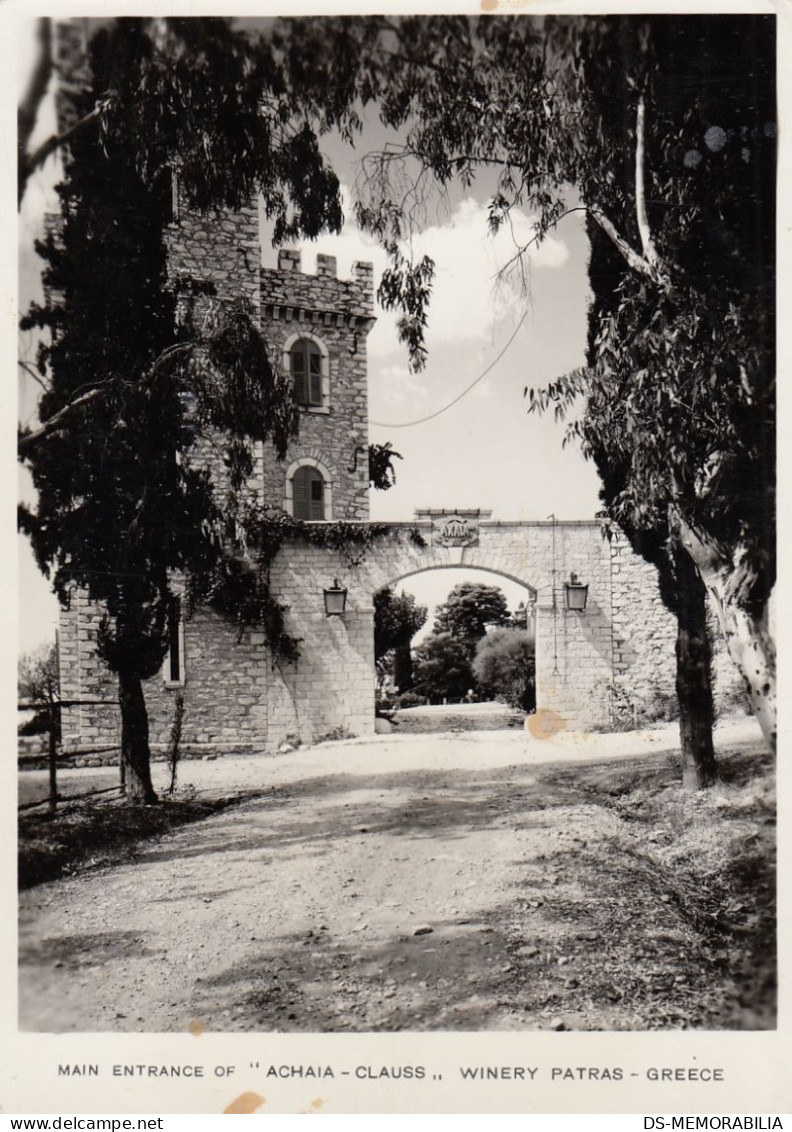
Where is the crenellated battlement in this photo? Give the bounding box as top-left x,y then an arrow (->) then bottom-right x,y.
261,249 -> 375,324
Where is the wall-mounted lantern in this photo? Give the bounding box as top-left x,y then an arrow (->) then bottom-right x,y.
323,579 -> 347,617
563,572 -> 589,611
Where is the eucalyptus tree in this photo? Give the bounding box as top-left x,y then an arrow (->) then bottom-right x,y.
283,13 -> 776,753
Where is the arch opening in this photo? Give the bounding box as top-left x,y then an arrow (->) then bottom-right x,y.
373,566 -> 538,731
373,563 -> 539,604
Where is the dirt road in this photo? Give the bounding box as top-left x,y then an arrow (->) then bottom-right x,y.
18,719 -> 770,1032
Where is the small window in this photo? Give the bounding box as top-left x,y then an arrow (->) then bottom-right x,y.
291,338 -> 323,407
164,597 -> 184,684
292,466 -> 326,521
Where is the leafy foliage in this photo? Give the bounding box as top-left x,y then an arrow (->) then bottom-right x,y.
433,581 -> 510,658
408,581 -> 517,702
368,442 -> 403,491
94,18 -> 344,232
374,586 -> 427,695
374,587 -> 427,661
376,250 -> 435,374
473,628 -> 536,712
412,631 -> 474,704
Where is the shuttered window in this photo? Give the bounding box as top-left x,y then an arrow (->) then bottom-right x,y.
165,597 -> 183,684
290,339 -> 323,406
292,466 -> 326,521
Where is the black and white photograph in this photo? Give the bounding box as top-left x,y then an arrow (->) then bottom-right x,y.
9,0 -> 785,1116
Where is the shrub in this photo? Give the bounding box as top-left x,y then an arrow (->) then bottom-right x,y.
412,631 -> 474,703
395,690 -> 428,709
473,628 -> 536,711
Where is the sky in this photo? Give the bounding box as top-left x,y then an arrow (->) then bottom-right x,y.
16,16 -> 603,658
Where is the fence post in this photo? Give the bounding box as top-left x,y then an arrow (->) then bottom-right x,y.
47,704 -> 57,814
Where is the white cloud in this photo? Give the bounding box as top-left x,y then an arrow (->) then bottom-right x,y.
368,362 -> 430,419
295,187 -> 570,361
474,382 -> 495,402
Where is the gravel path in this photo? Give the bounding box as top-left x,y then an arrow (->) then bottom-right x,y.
18,718 -> 762,1033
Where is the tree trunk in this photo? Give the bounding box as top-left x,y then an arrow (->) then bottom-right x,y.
708,592 -> 776,749
674,550 -> 718,789
674,513 -> 776,752
118,668 -> 158,804
393,644 -> 414,692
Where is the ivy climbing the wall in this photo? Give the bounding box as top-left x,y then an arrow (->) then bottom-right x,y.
191,508 -> 402,664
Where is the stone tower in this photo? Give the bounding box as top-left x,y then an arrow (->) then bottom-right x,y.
258,249 -> 375,522
166,197 -> 375,519
53,18 -> 375,520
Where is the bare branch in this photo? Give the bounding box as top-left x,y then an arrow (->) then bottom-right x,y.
18,359 -> 50,393
18,386 -> 104,455
589,207 -> 669,290
503,210 -> 530,296
20,93 -> 118,203
18,342 -> 197,458
634,96 -> 662,271
18,18 -> 53,189
586,99 -> 673,291
495,206 -> 588,281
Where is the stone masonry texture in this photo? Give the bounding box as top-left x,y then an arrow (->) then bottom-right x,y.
60,517 -> 742,757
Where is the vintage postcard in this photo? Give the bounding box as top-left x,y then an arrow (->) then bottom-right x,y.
4,0 -> 789,1117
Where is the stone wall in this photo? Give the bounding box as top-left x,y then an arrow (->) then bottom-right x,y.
163,199 -> 262,504
609,531 -> 678,724
165,206 -> 373,521
166,197 -> 260,309
58,589 -> 120,753
60,513 -> 751,757
142,607 -> 271,755
61,519 -> 723,755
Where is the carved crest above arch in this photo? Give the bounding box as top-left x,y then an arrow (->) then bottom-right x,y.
413,508 -> 493,548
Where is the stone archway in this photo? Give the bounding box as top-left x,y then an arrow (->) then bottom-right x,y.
263,516 -> 677,749
59,516 -> 679,756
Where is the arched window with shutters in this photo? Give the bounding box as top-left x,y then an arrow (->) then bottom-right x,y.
289,336 -> 325,408
291,465 -> 327,521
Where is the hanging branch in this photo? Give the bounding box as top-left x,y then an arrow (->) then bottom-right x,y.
20,92 -> 119,204
18,359 -> 50,393
589,98 -> 671,292
634,95 -> 662,272
18,342 -> 196,456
